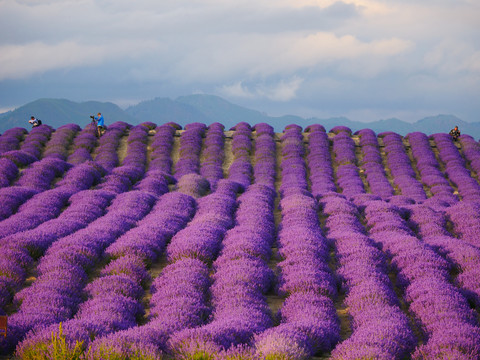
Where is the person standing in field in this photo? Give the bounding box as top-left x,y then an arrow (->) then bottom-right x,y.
91,112 -> 105,137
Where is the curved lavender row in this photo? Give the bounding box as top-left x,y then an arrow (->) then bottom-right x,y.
307,126 -> 336,197
459,134 -> 480,177
322,195 -> 415,359
409,204 -> 480,307
445,201 -> 480,248
148,123 -> 178,175
227,122 -> 253,189
0,158 -> 18,188
364,201 -> 480,359
88,180 -> 238,358
431,133 -> 480,202
66,123 -> 99,165
1,126 -> 53,170
168,185 -> 275,359
92,122 -> 130,172
18,192 -> 196,359
356,129 -> 394,199
381,132 -> 427,202
43,124 -> 81,161
332,130 -> 365,198
200,123 -> 225,190
0,189 -> 114,313
406,132 -> 458,208
252,123 -> 276,188
0,128 -> 27,155
254,126 -> 339,359
162,125 -> 273,358
278,125 -> 308,196
174,123 -> 206,179
9,190 -> 156,355
0,122 -> 132,235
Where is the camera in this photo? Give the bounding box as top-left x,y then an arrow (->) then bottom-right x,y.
90,115 -> 95,119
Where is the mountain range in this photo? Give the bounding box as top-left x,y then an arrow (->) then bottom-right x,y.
0,95 -> 476,138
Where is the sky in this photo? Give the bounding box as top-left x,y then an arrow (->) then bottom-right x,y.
0,0 -> 479,123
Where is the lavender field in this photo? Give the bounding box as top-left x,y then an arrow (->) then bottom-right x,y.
1,121 -> 480,360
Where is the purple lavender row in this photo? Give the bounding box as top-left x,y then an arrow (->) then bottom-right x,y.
1,126 -> 53,169
0,189 -> 114,314
148,122 -> 180,175
254,125 -> 339,359
278,124 -> 308,196
445,201 -> 480,248
0,158 -> 18,188
19,191 -> 196,359
10,190 -> 157,356
43,124 -> 81,161
381,132 -> 427,202
92,122 -> 130,172
409,203 -> 480,307
91,180 -> 237,358
66,123 -> 99,165
306,125 -> 336,197
168,185 -> 276,360
356,129 -> 394,199
252,123 -> 276,188
332,127 -> 365,198
431,133 -> 480,202
200,123 -> 225,190
0,128 -> 27,155
162,126 -> 272,359
364,200 -> 480,359
322,195 -> 415,359
96,124 -> 151,194
0,123 -> 132,235
406,132 -> 458,209
227,122 -> 253,189
459,134 -> 480,178
174,123 -> 207,179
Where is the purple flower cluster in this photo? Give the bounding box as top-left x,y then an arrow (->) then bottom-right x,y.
306,126 -> 336,197
227,122 -> 253,189
446,201 -> 480,248
432,133 -> 480,202
168,184 -> 275,359
92,122 -> 130,172
409,204 -> 480,307
406,132 -> 458,209
459,134 -> 480,177
43,124 -> 81,161
381,132 -> 426,202
19,125 -> 54,160
356,129 -> 394,199
18,192 -> 196,357
0,158 -> 18,189
66,123 -> 99,165
15,157 -> 71,191
148,123 -> 178,175
200,123 -> 225,190
0,128 -> 27,155
0,190 -> 114,314
364,201 -> 480,359
322,195 -> 415,359
332,132 -> 365,197
252,123 -> 276,188
11,190 -> 156,355
175,123 -> 206,179
255,126 -> 339,359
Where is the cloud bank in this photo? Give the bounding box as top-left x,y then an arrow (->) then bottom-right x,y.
0,0 -> 479,123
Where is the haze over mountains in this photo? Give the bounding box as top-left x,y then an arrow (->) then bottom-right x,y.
0,94 -> 475,138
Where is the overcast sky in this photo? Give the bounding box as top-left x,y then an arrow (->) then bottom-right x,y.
0,0 -> 479,123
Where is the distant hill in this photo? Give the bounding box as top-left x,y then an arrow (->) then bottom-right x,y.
0,98 -> 135,132
1,95 -> 477,138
